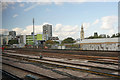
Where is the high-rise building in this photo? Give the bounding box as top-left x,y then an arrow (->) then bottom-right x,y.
17,35 -> 26,44
94,32 -> 98,38
80,24 -> 84,40
9,31 -> 16,39
43,24 -> 52,41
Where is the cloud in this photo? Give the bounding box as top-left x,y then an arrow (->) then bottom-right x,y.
13,14 -> 18,18
24,3 -> 39,11
11,6 -> 15,9
24,2 -> 51,12
11,16 -> 118,40
93,15 -> 118,36
12,25 -> 43,35
2,2 -> 15,10
46,8 -> 51,12
12,23 -> 82,40
100,16 -> 118,30
0,29 -> 9,35
92,19 -> 99,25
100,16 -> 118,36
12,27 -> 23,35
108,29 -> 115,36
2,0 -> 119,3
53,24 -> 81,40
86,16 -> 118,36
24,4 -> 37,11
82,22 -> 90,31
12,22 -> 91,40
19,3 -> 24,7
54,2 -> 63,5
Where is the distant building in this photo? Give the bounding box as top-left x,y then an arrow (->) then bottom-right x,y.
80,24 -> 84,40
26,34 -> 43,45
94,32 -> 98,38
80,37 -> 120,51
0,35 -> 12,45
49,37 -> 59,40
43,24 -> 52,41
26,35 -> 37,45
9,31 -> 16,39
17,35 -> 26,44
99,34 -> 106,38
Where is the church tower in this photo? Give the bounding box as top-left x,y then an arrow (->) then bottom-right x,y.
80,24 -> 84,40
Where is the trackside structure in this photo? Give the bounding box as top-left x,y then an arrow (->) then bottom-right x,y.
80,37 -> 120,51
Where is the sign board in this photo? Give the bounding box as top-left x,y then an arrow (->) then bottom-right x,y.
37,34 -> 42,40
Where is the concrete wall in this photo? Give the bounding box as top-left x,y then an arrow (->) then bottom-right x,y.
80,38 -> 120,51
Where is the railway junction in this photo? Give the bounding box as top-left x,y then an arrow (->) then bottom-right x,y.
1,48 -> 120,80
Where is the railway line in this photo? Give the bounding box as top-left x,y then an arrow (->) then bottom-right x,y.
2,62 -> 57,80
2,70 -> 23,80
2,53 -> 118,71
5,48 -> 119,57
3,50 -> 118,65
2,52 -> 120,79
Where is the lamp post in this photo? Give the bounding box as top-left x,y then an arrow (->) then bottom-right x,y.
33,18 -> 35,48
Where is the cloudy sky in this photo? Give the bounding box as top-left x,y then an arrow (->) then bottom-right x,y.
1,0 -> 118,40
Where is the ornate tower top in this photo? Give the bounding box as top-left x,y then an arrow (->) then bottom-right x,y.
81,24 -> 83,28
80,24 -> 84,40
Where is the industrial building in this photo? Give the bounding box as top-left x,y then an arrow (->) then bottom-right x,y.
26,34 -> 43,45
80,37 -> 120,51
0,35 -> 12,45
9,31 -> 16,39
43,24 -> 52,41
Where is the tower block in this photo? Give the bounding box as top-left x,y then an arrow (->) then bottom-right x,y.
80,24 -> 84,40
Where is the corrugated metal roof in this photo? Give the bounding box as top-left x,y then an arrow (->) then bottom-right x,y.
80,37 -> 120,43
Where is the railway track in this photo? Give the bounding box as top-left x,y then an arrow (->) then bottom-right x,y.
2,53 -> 120,78
2,53 -> 118,71
5,48 -> 119,57
3,50 -> 119,65
3,50 -> 118,62
2,62 -> 56,80
2,70 -> 23,80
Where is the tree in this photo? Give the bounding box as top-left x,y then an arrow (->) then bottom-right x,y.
45,40 -> 59,44
8,40 -> 19,45
86,36 -> 94,39
53,41 -> 59,44
45,40 -> 54,44
111,34 -> 116,38
62,37 -> 76,44
107,35 -> 110,38
116,33 -> 120,37
94,32 -> 98,38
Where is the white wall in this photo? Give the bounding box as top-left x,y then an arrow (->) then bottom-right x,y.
80,38 -> 120,51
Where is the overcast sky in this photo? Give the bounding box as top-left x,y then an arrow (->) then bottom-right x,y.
1,0 -> 118,40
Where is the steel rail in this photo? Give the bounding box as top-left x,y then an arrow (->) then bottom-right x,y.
2,62 -> 57,80
2,52 -> 118,65
4,48 -> 119,57
2,70 -> 23,80
2,54 -> 120,78
2,53 -> 118,71
24,59 -> 120,78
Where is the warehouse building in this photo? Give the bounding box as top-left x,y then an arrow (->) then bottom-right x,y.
80,37 -> 120,51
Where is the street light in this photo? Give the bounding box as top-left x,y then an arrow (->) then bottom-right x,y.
33,18 -> 35,48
